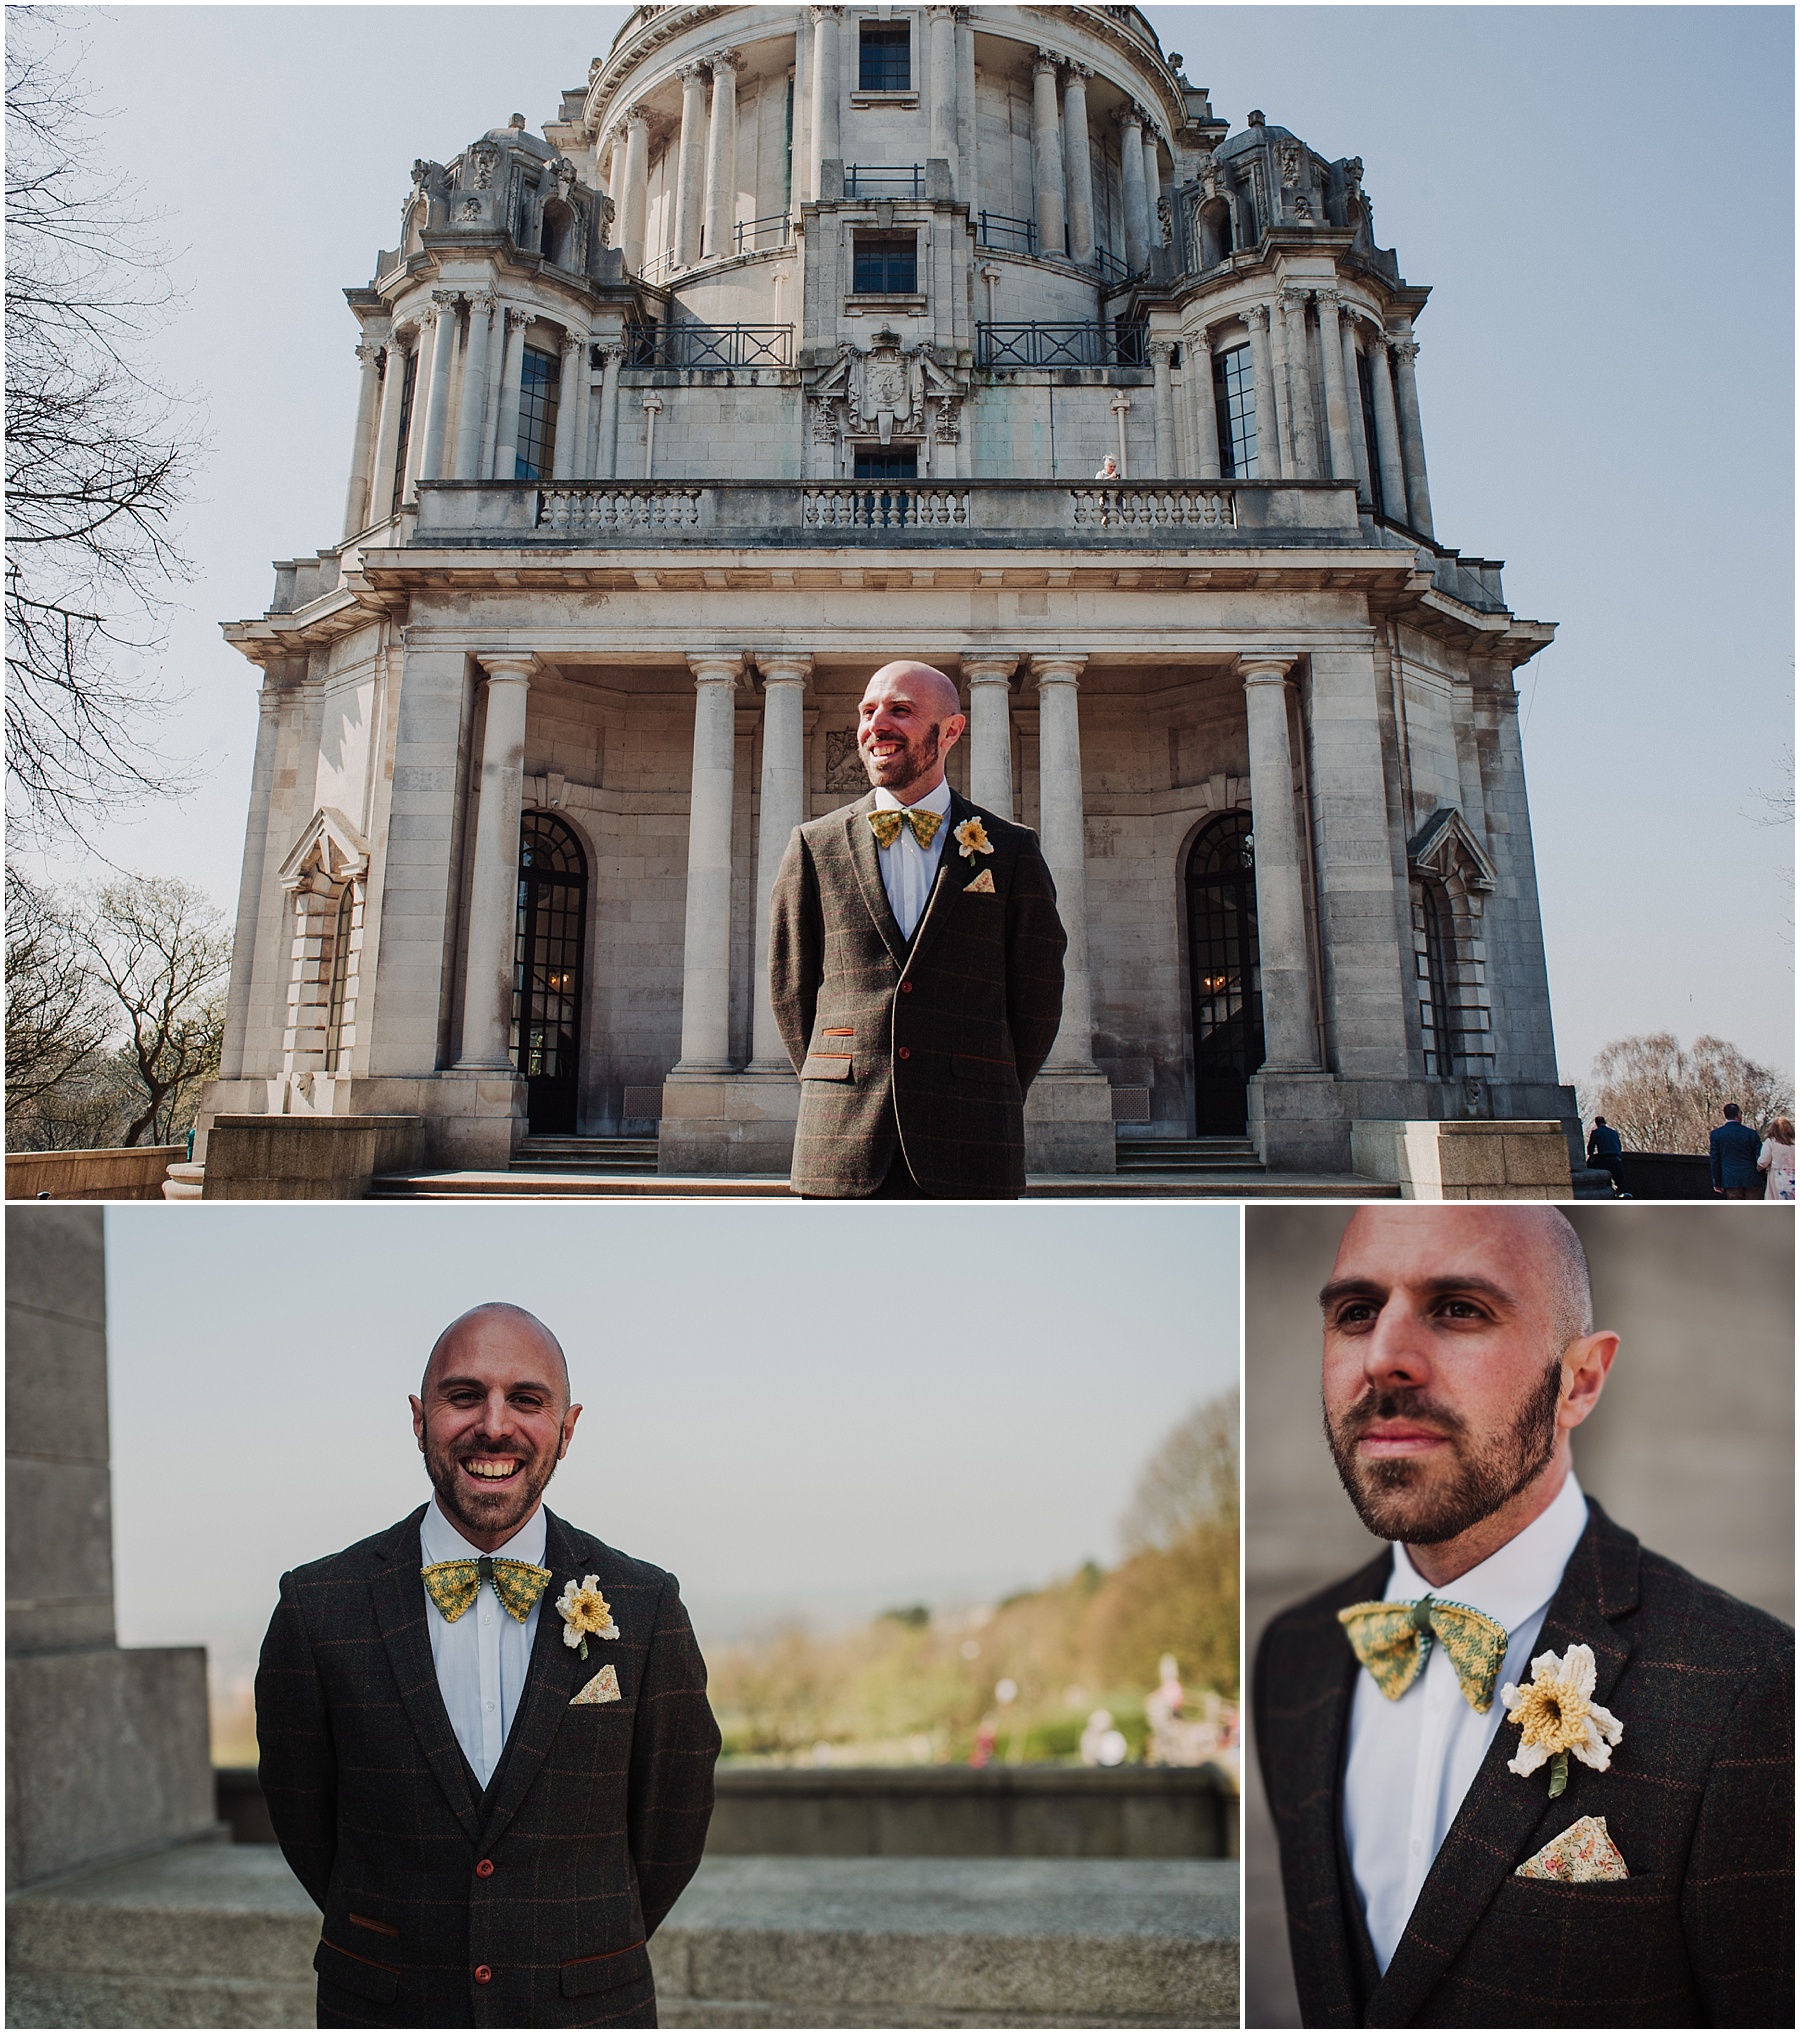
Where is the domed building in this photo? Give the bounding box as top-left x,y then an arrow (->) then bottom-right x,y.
204,1 -> 1573,1186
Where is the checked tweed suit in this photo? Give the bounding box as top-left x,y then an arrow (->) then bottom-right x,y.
256,1505 -> 720,2028
1254,1499 -> 1793,2027
768,786 -> 1066,1197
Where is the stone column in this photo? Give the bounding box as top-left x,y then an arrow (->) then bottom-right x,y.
1313,288 -> 1357,485
810,9 -> 841,191
1061,63 -> 1095,264
1240,656 -> 1319,1070
490,309 -> 533,479
1110,389 -> 1131,476
1030,53 -> 1066,257
1281,288 -> 1320,478
642,391 -> 663,479
1148,339 -> 1179,478
1243,304 -> 1283,479
413,293 -> 460,491
673,654 -> 744,1072
749,654 -> 811,1071
956,10 -> 978,218
1117,105 -> 1150,272
963,652 -> 1017,817
1390,333 -> 1435,538
702,51 -> 742,260
1368,330 -> 1408,523
451,292 -> 496,482
341,341 -> 384,538
1031,655 -> 1097,1072
1142,126 -> 1162,251
596,341 -> 624,478
370,334 -> 409,522
218,676 -> 287,1078
674,63 -> 709,268
606,127 -> 627,217
620,107 -> 651,273
571,335 -> 594,480
928,7 -> 957,184
456,656 -> 534,1070
1340,314 -> 1373,503
550,332 -> 581,479
1190,325 -> 1222,478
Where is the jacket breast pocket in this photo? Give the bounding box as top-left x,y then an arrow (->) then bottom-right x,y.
1466,1873 -> 1688,2012
315,1935 -> 400,2006
802,1053 -> 853,1081
562,1938 -> 652,1999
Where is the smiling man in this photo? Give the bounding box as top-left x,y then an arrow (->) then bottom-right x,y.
768,659 -> 1066,1197
256,1303 -> 719,2027
1254,1206 -> 1792,2028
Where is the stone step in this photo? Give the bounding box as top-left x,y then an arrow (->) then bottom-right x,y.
512,1136 -> 661,1175
1115,1140 -> 1261,1172
368,1169 -> 1393,1202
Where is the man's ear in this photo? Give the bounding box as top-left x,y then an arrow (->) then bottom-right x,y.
558,1402 -> 583,1459
410,1393 -> 427,1452
1558,1333 -> 1618,1431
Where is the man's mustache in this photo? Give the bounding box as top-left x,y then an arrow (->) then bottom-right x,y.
1336,1383 -> 1467,1441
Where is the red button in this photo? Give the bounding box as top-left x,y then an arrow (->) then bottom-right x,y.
900,981 -> 914,994
898,1047 -> 911,1060
475,1858 -> 495,1878
474,1965 -> 492,1985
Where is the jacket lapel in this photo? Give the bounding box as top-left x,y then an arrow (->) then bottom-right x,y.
1367,1503 -> 1640,2026
842,792 -> 910,967
475,1508 -> 586,1851
371,1504 -> 482,1844
902,788 -> 972,970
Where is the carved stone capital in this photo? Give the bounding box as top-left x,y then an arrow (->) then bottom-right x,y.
810,4 -> 841,20
1243,302 -> 1270,333
1146,337 -> 1175,366
1064,59 -> 1092,80
1391,336 -> 1420,365
430,287 -> 462,311
707,47 -> 744,74
355,342 -> 382,368
642,392 -> 665,414
626,102 -> 652,130
1313,286 -> 1342,315
1034,48 -> 1061,74
467,292 -> 498,318
677,60 -> 709,84
507,308 -> 536,333
1114,102 -> 1145,131
560,329 -> 585,358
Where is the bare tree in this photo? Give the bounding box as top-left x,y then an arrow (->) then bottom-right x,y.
1581,1033 -> 1794,1153
4,861 -> 110,1110
82,877 -> 230,1145
5,10 -> 198,839
1120,1387 -> 1239,1556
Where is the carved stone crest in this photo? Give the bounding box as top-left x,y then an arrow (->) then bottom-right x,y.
808,332 -> 965,448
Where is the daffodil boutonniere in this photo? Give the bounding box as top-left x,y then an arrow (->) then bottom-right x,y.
556,1575 -> 620,1661
1500,1642 -> 1622,1799
954,817 -> 994,890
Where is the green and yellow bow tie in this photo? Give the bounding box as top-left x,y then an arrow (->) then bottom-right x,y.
422,1556 -> 551,1625
1338,1594 -> 1510,1713
869,806 -> 943,851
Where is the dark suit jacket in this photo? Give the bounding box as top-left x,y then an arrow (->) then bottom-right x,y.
256,1505 -> 720,2028
768,786 -> 1066,1197
1254,1500 -> 1793,2027
1709,1120 -> 1763,1192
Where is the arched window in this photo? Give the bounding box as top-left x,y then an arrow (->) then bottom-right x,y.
512,812 -> 587,1134
324,883 -> 355,1071
541,197 -> 576,269
1419,881 -> 1457,1076
1197,195 -> 1233,270
1185,812 -> 1264,1135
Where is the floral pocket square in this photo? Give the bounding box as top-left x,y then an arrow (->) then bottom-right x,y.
570,1664 -> 621,1706
1515,1813 -> 1629,1881
964,870 -> 996,894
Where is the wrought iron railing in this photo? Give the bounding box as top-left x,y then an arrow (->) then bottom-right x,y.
802,485 -> 970,531
977,210 -> 1039,256
845,163 -> 924,198
625,323 -> 794,370
976,322 -> 1146,370
1094,244 -> 1133,288
734,212 -> 792,254
637,247 -> 678,284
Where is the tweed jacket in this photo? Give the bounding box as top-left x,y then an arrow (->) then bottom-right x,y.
1254,1499 -> 1793,2028
256,1504 -> 720,2028
768,786 -> 1066,1197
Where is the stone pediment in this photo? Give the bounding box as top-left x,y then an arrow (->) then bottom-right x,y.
1407,806 -> 1495,892
278,807 -> 370,893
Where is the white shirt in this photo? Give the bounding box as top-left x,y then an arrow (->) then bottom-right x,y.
419,1499 -> 547,1790
872,777 -> 952,941
1342,1472 -> 1591,1972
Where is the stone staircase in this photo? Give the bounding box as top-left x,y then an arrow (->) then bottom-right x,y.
1115,1138 -> 1262,1175
512,1135 -> 660,1174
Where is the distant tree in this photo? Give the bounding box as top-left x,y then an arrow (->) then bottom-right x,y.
1582,1033 -> 1794,1153
5,10 -> 197,839
1120,1387 -> 1238,1554
4,862 -> 110,1115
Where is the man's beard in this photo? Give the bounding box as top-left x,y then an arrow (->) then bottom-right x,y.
423,1418 -> 559,1543
862,722 -> 941,793
1324,1356 -> 1564,1545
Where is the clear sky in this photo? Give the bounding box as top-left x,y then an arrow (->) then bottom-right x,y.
104,1201 -> 1239,1689
24,4 -> 1795,1082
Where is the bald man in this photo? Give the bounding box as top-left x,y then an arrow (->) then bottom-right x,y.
255,1304 -> 720,2028
1254,1208 -> 1792,2027
768,660 -> 1066,1197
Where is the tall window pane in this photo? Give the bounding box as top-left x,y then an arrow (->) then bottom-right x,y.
853,236 -> 917,294
1213,343 -> 1257,478
859,23 -> 910,90
388,348 -> 418,515
515,344 -> 560,481
1356,348 -> 1385,516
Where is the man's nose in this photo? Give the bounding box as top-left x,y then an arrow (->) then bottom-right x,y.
1363,1300 -> 1432,1388
477,1391 -> 517,1438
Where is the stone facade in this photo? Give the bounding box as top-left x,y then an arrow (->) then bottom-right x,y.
205,3 -> 1574,1176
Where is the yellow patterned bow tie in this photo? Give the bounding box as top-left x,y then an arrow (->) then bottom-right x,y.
869,806 -> 943,851
1338,1594 -> 1510,1713
422,1556 -> 552,1624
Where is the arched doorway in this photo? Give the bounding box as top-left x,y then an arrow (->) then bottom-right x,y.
512,811 -> 587,1135
1185,812 -> 1264,1135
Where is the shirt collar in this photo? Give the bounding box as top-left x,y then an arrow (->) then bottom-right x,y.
1386,1472 -> 1588,1633
873,777 -> 953,817
420,1496 -> 548,1569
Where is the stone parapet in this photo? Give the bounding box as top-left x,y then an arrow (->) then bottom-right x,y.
199,1115 -> 424,1200
5,1147 -> 186,1203
1349,1118 -> 1573,1200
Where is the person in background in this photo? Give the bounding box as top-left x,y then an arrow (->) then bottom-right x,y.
1585,1115 -> 1624,1196
1709,1103 -> 1765,1198
1757,1115 -> 1795,1202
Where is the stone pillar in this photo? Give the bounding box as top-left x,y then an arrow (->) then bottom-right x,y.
703,51 -> 742,260
490,309 -> 533,479
963,652 -> 1017,817
341,341 -> 384,538
674,63 -> 709,269
1061,63 -> 1095,264
606,126 -> 628,217
596,341 -> 624,478
1031,655 -> 1097,1073
571,336 -> 594,480
1390,333 -> 1435,538
1243,304 -> 1283,479
413,293 -> 459,491
370,333 -> 409,521
1110,390 -> 1131,476
1313,288 -> 1358,485
928,7 -> 957,184
1281,288 -> 1320,478
455,657 -> 533,1071
749,654 -> 811,1071
1240,656 -> 1320,1070
1340,314 -> 1373,504
451,292 -> 496,483
1117,105 -> 1150,272
550,332 -> 581,479
1030,53 -> 1066,257
1190,325 -> 1222,478
673,654 -> 744,1073
620,107 -> 651,273
810,9 -> 841,192
956,9 -> 978,218
1368,330 -> 1408,523
1142,126 -> 1162,251
218,676 -> 286,1079
1148,340 -> 1179,478
642,391 -> 663,479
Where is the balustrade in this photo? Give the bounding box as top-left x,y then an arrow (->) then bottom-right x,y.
1070,486 -> 1237,529
537,486 -> 705,532
802,485 -> 971,530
